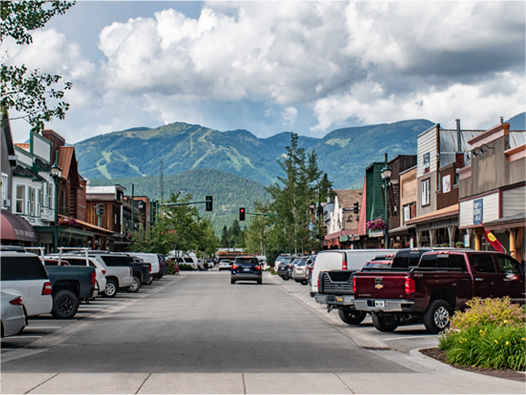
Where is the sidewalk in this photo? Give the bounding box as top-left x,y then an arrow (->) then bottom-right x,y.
2,365 -> 525,394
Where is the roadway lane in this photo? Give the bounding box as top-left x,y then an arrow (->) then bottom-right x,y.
2,271 -> 412,375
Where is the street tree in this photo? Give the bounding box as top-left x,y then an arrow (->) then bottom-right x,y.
266,132 -> 327,254
244,200 -> 272,256
1,0 -> 75,132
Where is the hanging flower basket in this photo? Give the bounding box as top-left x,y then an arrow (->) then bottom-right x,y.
367,218 -> 386,231
58,217 -> 78,228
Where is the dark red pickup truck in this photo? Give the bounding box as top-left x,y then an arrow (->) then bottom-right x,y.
353,250 -> 525,333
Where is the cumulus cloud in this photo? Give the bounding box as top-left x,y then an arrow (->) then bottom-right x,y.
5,1 -> 525,142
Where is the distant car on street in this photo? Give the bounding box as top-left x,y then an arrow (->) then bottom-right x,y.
218,259 -> 232,271
231,256 -> 262,284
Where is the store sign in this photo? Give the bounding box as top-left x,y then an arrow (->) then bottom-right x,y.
473,198 -> 483,225
423,153 -> 430,174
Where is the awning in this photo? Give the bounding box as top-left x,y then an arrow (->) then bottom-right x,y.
0,211 -> 38,242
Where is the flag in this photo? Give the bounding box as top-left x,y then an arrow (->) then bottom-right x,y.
483,227 -> 504,253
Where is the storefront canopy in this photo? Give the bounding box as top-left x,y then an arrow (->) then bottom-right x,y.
0,211 -> 38,243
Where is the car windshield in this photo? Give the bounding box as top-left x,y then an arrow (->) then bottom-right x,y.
235,258 -> 258,265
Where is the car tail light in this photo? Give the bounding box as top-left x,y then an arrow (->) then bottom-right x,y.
129,267 -> 133,276
317,273 -> 321,291
91,271 -> 96,285
102,270 -> 106,275
232,264 -> 238,270
404,277 -> 416,294
256,265 -> 261,270
42,282 -> 52,295
353,277 -> 356,293
148,264 -> 152,273
342,259 -> 347,270
9,296 -> 23,306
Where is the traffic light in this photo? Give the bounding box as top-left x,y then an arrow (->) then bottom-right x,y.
353,202 -> 359,214
99,203 -> 104,216
239,207 -> 245,221
206,195 -> 213,211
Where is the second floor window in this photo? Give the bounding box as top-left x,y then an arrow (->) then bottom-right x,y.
16,185 -> 24,214
421,179 -> 430,206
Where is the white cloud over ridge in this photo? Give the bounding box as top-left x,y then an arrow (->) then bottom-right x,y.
6,1 -> 525,143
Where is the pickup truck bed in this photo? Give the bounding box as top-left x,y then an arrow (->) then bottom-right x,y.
45,265 -> 96,319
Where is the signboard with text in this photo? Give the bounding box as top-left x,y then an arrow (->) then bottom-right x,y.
473,198 -> 483,225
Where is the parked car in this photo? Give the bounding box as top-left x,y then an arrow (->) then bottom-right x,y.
218,259 -> 232,271
277,256 -> 296,280
231,256 -> 262,284
362,254 -> 395,269
353,250 -> 525,333
127,252 -> 163,282
292,256 -> 310,285
1,251 -> 53,317
86,253 -> 134,297
274,254 -> 291,269
1,290 -> 27,338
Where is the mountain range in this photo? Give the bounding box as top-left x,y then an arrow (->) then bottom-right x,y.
76,119 -> 436,189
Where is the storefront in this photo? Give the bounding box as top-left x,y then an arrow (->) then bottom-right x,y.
1,210 -> 38,246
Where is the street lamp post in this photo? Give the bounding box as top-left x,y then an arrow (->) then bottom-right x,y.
50,154 -> 62,253
380,153 -> 392,249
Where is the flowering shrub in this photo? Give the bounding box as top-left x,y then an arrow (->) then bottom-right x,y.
366,218 -> 386,231
57,217 -> 78,228
439,298 -> 526,370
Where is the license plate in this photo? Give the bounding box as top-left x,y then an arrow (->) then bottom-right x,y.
375,300 -> 385,308
336,296 -> 343,302
243,268 -> 250,272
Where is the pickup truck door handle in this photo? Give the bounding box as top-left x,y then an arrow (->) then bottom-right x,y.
475,278 -> 484,282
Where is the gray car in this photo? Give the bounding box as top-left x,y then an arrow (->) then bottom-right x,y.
1,290 -> 27,338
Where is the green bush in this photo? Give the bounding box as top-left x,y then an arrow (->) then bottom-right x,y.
439,298 -> 526,371
178,263 -> 195,271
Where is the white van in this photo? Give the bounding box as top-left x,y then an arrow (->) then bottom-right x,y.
310,249 -> 398,296
171,251 -> 202,270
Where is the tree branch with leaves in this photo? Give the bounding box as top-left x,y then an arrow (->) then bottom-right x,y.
1,0 -> 75,132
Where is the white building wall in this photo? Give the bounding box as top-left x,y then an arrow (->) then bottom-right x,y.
502,186 -> 526,217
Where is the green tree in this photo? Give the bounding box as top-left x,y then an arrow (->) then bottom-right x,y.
244,200 -> 272,256
220,225 -> 229,248
266,132 -> 327,254
131,192 -> 219,256
1,0 -> 75,132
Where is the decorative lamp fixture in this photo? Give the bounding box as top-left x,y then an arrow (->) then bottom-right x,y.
51,161 -> 62,179
380,164 -> 392,181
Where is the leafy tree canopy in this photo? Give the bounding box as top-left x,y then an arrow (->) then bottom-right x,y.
1,0 -> 75,132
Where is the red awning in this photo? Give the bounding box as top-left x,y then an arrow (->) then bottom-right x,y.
1,211 -> 38,242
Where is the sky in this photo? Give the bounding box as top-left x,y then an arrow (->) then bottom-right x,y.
4,0 -> 526,144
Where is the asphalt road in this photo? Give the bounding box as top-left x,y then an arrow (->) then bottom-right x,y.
3,271 -> 525,394
2,271 -> 417,374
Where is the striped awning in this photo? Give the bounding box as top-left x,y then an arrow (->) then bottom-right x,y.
1,211 -> 38,242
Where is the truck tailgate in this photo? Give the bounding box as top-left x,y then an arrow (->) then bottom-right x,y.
354,271 -> 409,299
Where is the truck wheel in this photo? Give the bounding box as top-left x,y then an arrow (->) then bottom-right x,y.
231,279 -> 236,284
126,276 -> 141,293
103,279 -> 118,297
282,277 -> 290,281
51,289 -> 79,319
372,313 -> 399,332
423,300 -> 453,334
338,308 -> 367,325
301,280 -> 308,285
